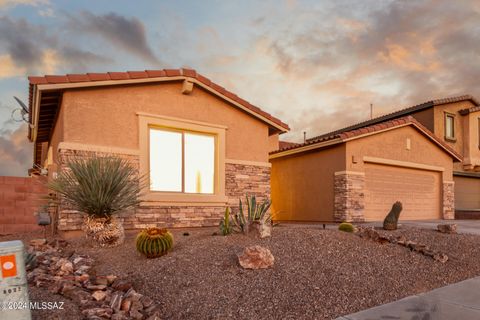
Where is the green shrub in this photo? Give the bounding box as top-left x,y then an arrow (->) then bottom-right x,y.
136,227 -> 174,258
338,222 -> 355,233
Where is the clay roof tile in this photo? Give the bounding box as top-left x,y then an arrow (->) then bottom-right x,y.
87,73 -> 110,81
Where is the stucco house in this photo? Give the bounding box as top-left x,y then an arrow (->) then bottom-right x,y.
27,68 -> 289,232
271,95 -> 480,222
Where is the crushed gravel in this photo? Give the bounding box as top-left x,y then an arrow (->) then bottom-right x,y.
3,224 -> 480,319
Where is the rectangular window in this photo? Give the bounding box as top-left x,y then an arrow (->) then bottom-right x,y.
445,114 -> 455,140
149,128 -> 215,194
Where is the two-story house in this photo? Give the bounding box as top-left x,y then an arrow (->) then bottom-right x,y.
271,95 -> 480,222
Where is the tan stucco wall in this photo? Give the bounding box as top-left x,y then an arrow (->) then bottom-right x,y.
59,82 -> 272,162
454,175 -> 480,210
462,111 -> 480,168
345,126 -> 454,181
49,103 -> 65,164
268,134 -> 279,153
432,101 -> 476,171
270,144 -> 346,222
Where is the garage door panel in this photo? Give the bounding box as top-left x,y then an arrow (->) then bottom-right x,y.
454,176 -> 480,210
364,164 -> 441,221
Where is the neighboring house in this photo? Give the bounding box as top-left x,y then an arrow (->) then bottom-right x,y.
271,95 -> 480,222
27,69 -> 289,232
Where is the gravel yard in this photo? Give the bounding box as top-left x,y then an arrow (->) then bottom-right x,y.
3,224 -> 480,319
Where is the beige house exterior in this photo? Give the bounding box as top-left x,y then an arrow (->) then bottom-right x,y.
271,116 -> 461,222
27,69 -> 289,231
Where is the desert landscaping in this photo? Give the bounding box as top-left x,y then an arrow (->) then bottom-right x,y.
3,223 -> 480,320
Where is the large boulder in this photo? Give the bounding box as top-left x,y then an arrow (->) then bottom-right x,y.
238,245 -> 274,269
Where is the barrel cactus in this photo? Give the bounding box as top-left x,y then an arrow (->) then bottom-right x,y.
338,222 -> 355,233
383,201 -> 403,230
136,227 -> 174,258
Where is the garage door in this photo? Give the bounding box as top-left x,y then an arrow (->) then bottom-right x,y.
454,175 -> 480,210
364,164 -> 441,220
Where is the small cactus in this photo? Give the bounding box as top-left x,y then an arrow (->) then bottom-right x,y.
383,201 -> 403,230
219,207 -> 233,236
338,222 -> 355,233
136,227 -> 174,258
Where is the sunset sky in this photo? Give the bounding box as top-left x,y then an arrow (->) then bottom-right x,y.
1,0 -> 479,176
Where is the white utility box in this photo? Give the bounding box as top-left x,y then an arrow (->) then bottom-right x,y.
0,240 -> 31,320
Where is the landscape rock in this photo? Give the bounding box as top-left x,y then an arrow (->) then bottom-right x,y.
110,292 -> 124,312
250,221 -> 272,238
111,311 -> 129,320
356,226 -> 449,263
30,238 -> 47,247
106,275 -> 118,285
92,290 -> 107,301
438,224 -> 457,234
112,279 -> 133,292
120,298 -> 132,312
61,261 -> 74,274
238,245 -> 274,269
82,307 -> 113,319
140,296 -> 154,308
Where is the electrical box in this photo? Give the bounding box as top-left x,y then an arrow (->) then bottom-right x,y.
0,240 -> 31,320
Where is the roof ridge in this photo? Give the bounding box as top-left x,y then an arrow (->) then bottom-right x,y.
271,115 -> 462,161
306,94 -> 479,142
28,68 -> 289,131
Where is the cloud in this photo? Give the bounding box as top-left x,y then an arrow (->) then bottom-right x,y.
0,0 -> 48,9
0,54 -> 26,78
68,11 -> 161,65
0,16 -> 116,76
0,124 -> 32,176
242,0 -> 480,140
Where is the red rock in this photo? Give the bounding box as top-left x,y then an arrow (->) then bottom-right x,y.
238,245 -> 274,269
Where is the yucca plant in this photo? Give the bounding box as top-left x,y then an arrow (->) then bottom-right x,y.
48,154 -> 145,247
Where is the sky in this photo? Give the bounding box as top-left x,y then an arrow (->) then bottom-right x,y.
1,0 -> 480,176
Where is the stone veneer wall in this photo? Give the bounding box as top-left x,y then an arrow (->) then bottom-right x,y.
56,149 -> 270,231
333,172 -> 365,222
442,181 -> 455,219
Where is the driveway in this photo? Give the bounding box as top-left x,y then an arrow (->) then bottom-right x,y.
358,219 -> 480,235
337,276 -> 480,320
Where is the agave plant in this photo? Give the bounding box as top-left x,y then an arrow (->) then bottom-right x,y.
232,195 -> 271,234
48,154 -> 145,247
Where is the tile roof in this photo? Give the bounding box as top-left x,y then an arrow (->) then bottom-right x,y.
307,95 -> 479,143
28,68 -> 289,131
279,141 -> 300,149
270,115 -> 462,161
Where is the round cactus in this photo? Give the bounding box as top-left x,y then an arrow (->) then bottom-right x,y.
136,227 -> 174,258
338,222 -> 355,233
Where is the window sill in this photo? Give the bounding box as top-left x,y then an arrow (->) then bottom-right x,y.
140,193 -> 228,206
444,137 -> 456,143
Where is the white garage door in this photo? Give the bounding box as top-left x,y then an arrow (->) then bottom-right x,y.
364,164 -> 441,221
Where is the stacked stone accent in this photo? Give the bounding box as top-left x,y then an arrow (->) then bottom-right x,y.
225,163 -> 271,211
442,181 -> 455,220
334,172 -> 365,222
56,148 -> 270,231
